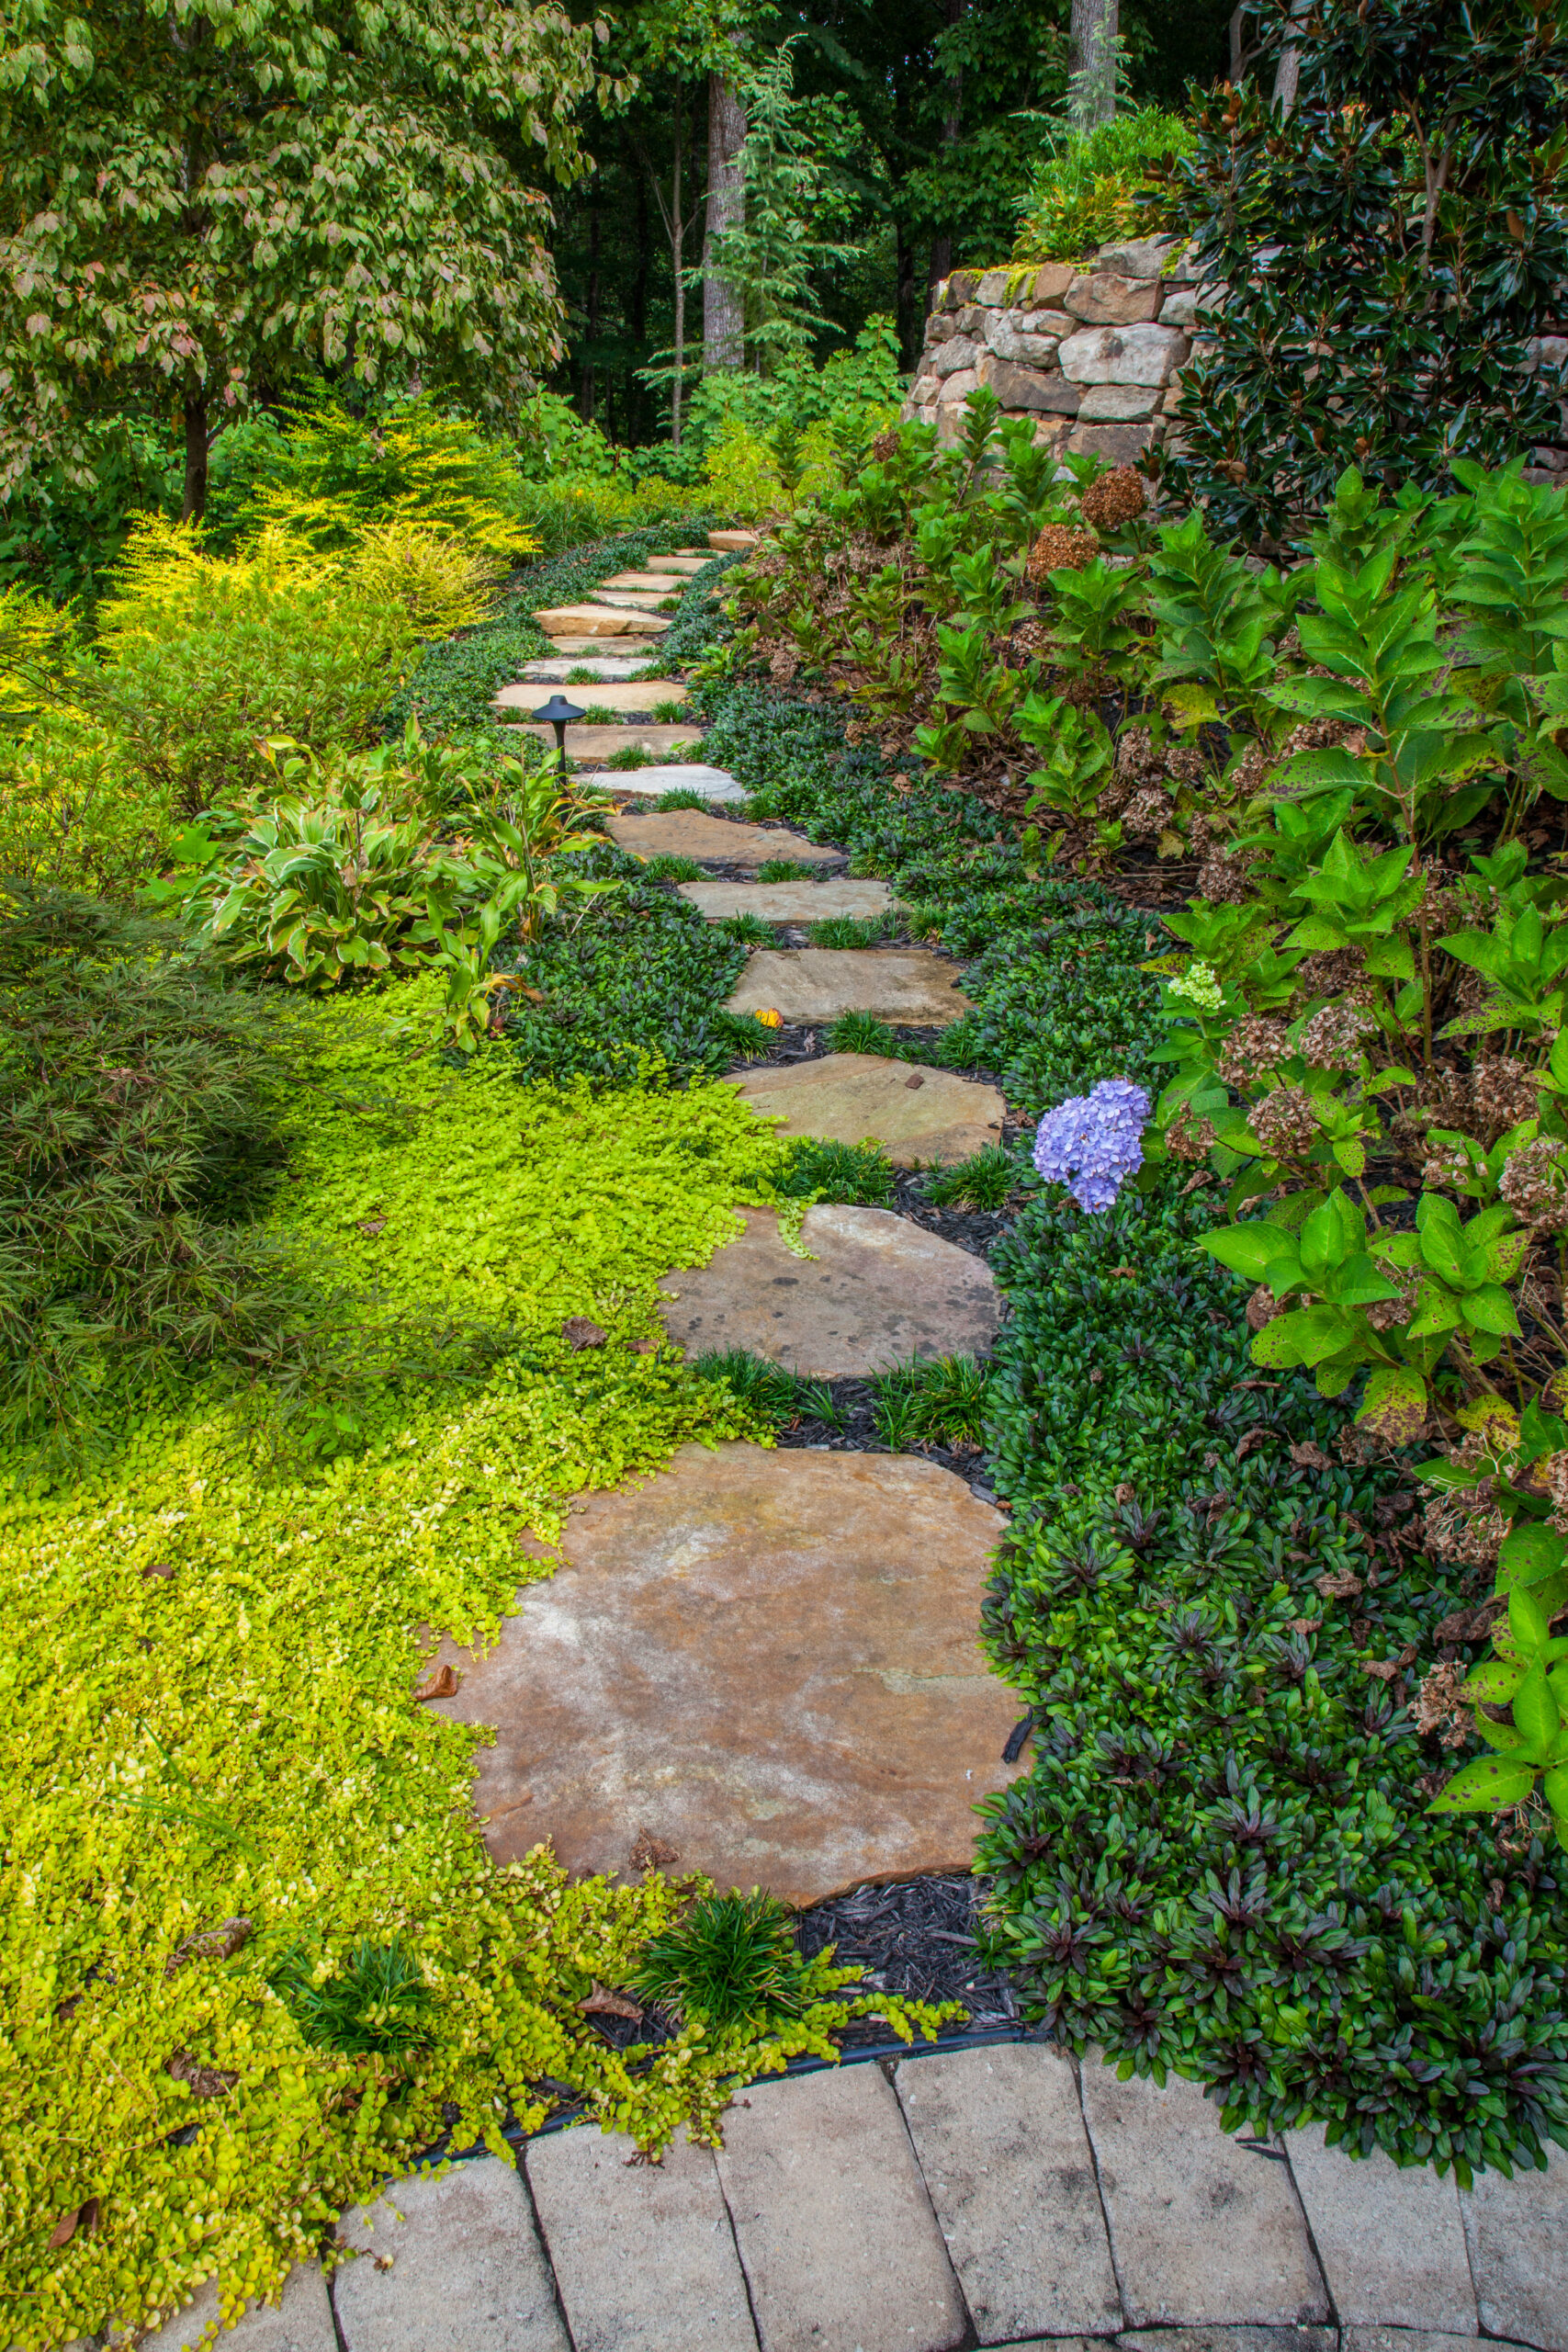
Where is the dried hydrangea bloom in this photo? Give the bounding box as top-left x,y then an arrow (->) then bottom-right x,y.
1472,1057 -> 1541,1145
1503,1138 -> 1568,1228
1422,1490 -> 1507,1566
1032,1077 -> 1151,1212
1297,999 -> 1376,1067
1114,724 -> 1160,785
1078,464 -> 1147,531
1249,1083 -> 1320,1156
1027,526 -> 1100,580
1218,1014 -> 1292,1085
1246,1283 -> 1281,1331
1122,786 -> 1174,839
1165,1105 -> 1217,1162
1364,1273 -> 1420,1331
1413,1660 -> 1472,1749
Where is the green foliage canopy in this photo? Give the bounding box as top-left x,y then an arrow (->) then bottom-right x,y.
0,0 -> 602,514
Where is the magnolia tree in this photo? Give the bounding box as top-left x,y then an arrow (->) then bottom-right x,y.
0,0 -> 603,518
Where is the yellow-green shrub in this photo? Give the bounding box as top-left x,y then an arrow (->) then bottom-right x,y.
92,519 -> 418,812
0,707 -> 170,895
1,985 -> 952,2346
703,420 -> 785,523
344,519 -> 509,639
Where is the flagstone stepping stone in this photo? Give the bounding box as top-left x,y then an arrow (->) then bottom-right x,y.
728,947 -> 975,1026
599,571 -> 691,592
730,1052 -> 1006,1166
592,590 -> 680,611
709,527 -> 760,549
430,1442 -> 1022,1905
532,605 -> 659,637
544,637 -> 657,658
677,876 -> 890,922
606,809 -> 841,865
671,546 -> 716,558
658,1203 -> 999,1374
659,553 -> 717,571
506,673 -> 689,704
504,722 -> 703,760
582,763 -> 745,803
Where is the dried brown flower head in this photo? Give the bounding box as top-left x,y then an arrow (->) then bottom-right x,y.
1121,786 -> 1174,842
1246,1283 -> 1282,1332
1196,851 -> 1252,905
1114,725 -> 1161,785
1078,466 -> 1147,531
1249,1084 -> 1321,1157
1217,1015 -> 1292,1085
1028,526 -> 1100,581
870,429 -> 901,463
1422,1491 -> 1506,1566
1165,1106 -> 1216,1163
1297,999 -> 1376,1068
1413,1660 -> 1472,1749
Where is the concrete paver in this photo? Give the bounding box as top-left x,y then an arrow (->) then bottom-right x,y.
715,2064 -> 967,2352
1461,2141 -> 1568,2350
333,2158 -> 568,2352
1283,2125 -> 1475,2333
525,2126 -> 757,2350
727,947 -> 975,1025
895,2043 -> 1122,2343
659,1203 -> 1000,1375
1077,2063 -> 1328,2328
135,2263 -> 335,2350
431,1442 -> 1022,1905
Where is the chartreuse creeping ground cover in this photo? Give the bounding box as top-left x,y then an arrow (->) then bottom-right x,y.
0,978 -> 935,2347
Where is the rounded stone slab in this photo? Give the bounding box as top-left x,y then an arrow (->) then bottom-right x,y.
599,571 -> 691,592
709,527 -> 760,549
584,763 -> 745,803
591,590 -> 679,612
729,1052 -> 1005,1166
531,605 -> 644,636
432,1442 -> 1022,1905
501,677 -> 690,707
544,636 -> 655,657
727,947 -> 975,1026
605,810 -> 841,865
658,1204 -> 999,1374
677,876 -> 890,922
504,723 -> 702,760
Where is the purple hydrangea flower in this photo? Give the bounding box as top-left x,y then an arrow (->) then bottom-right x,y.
1032,1078 -> 1151,1213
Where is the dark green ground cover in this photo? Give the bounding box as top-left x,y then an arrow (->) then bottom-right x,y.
492,637 -> 1568,2177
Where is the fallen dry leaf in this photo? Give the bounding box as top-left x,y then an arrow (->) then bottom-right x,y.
166,2049 -> 239,2098
631,1830 -> 680,1871
356,1217 -> 388,1239
630,1338 -> 658,1355
578,1982 -> 645,2022
1290,1441 -> 1333,1471
141,1561 -> 175,1580
1435,1600 -> 1504,1645
1287,1617 -> 1322,1636
48,2197 -> 98,2249
164,1917 -> 253,1977
413,1662 -> 460,1702
904,1074 -> 925,1090
560,1317 -> 607,1351
1315,1567 -> 1364,1600
1360,1645 -> 1418,1682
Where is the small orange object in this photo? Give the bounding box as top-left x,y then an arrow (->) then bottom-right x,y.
755,1007 -> 784,1029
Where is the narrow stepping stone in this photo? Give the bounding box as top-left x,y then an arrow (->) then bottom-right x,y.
532,605 -> 669,636
1285,2124 -> 1474,2332
606,810 -> 840,866
728,947 -> 974,1026
659,1203 -> 999,1374
582,763 -> 744,803
136,2263 -> 336,2351
599,571 -> 690,593
647,554 -> 713,572
334,2159 -> 568,2352
525,2128 -> 756,2351
513,663 -> 682,692
591,590 -> 679,611
671,547 -> 716,558
677,876 -> 889,922
1077,2064 -> 1329,2327
715,2068 -> 968,2352
895,2045 -> 1122,2341
503,722 -> 703,760
729,1053 -> 1005,1166
709,528 -> 759,550
543,636 -> 659,658
430,1442 -> 1023,1904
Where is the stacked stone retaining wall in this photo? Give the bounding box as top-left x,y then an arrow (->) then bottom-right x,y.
905,233 -> 1568,481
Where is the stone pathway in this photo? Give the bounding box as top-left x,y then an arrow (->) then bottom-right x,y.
585,761 -> 747,802
130,526 -> 1568,2352
502,677 -> 692,707
141,2044 -> 1568,2351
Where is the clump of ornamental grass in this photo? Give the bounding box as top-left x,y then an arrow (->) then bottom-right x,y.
630,1890 -> 809,2029
269,1938 -> 433,2059
774,1136 -> 896,1206
923,1144 -> 1021,1211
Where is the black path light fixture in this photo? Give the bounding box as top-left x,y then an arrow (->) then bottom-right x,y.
532,693 -> 585,785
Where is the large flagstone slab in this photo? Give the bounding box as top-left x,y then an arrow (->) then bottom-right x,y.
730,1052 -> 1006,1166
710,528 -> 760,549
727,948 -> 975,1026
606,811 -> 841,866
659,1204 -> 999,1374
431,1443 -> 1021,1905
501,677 -> 691,708
504,722 -> 703,760
592,590 -> 679,612
583,763 -> 745,803
677,877 -> 891,922
533,605 -> 670,636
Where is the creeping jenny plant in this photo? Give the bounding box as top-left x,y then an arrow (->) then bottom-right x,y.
0,978 -> 957,2346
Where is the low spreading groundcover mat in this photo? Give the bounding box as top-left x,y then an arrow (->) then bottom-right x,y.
0,981 -> 804,2346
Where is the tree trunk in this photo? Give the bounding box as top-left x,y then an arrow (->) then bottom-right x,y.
1228,4 -> 1247,81
1069,0 -> 1119,130
926,0 -> 965,307
671,90 -> 685,447
579,199 -> 600,424
1273,0 -> 1308,113
703,73 -> 747,371
896,222 -> 920,369
181,387 -> 209,525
